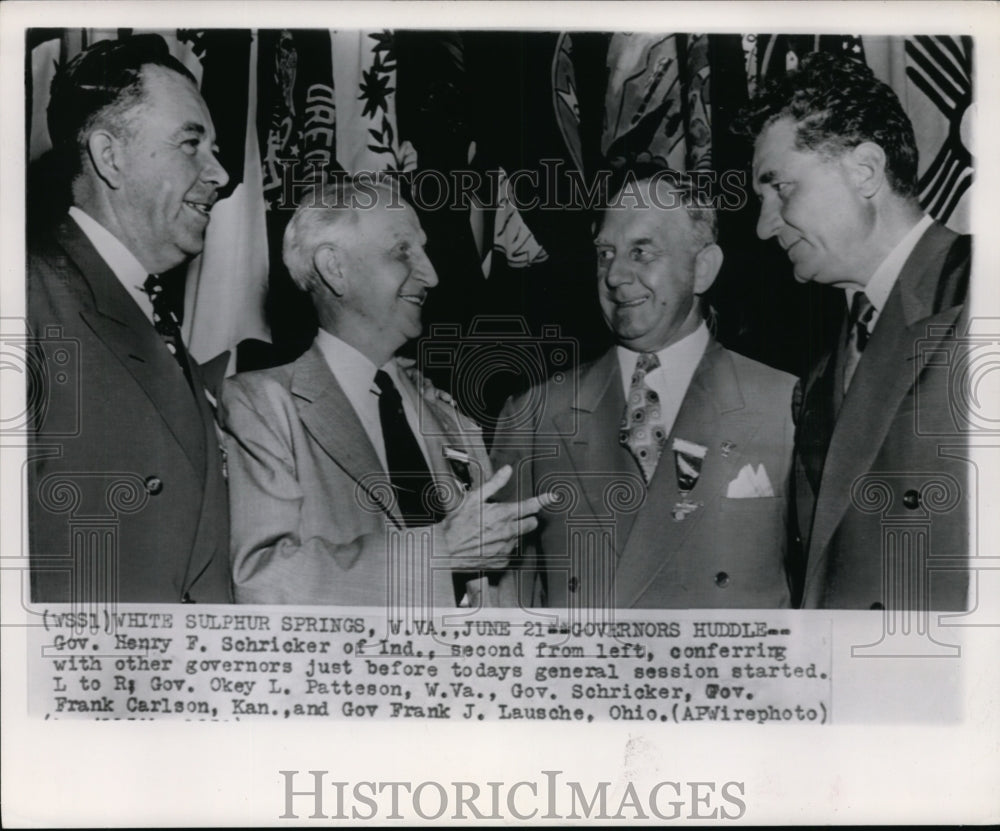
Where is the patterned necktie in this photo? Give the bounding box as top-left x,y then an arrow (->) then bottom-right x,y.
620,352 -> 666,483
843,291 -> 875,394
374,370 -> 444,527
143,274 -> 193,389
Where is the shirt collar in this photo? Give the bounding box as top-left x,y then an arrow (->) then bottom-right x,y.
617,321 -> 710,381
848,213 -> 934,314
68,206 -> 149,291
314,329 -> 404,394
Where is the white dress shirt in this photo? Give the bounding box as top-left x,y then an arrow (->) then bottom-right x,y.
846,213 -> 934,335
314,329 -> 431,474
69,206 -> 157,326
616,321 -> 711,439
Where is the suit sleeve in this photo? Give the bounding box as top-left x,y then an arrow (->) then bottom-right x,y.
489,393 -> 545,607
219,375 -> 399,604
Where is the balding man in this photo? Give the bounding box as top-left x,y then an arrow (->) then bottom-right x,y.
220,180 -> 550,606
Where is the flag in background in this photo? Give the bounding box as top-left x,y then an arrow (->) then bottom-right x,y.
864,35 -> 973,234
26,30 -> 977,381
332,30 -> 416,174
180,30 -> 270,365
602,33 -> 713,172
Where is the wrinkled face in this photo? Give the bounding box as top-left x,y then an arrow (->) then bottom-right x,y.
595,183 -> 702,352
337,200 -> 439,362
113,66 -> 229,273
752,117 -> 870,287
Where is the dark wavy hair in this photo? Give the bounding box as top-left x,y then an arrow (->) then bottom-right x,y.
47,34 -> 197,182
733,51 -> 919,198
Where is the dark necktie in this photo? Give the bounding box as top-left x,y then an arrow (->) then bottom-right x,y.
143,273 -> 193,390
374,370 -> 444,527
842,291 -> 875,394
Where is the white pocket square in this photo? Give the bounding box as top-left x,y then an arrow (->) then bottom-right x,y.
726,463 -> 774,498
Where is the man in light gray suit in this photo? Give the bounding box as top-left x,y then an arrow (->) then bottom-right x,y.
221,180 -> 549,606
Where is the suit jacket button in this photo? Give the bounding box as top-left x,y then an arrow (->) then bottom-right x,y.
903,490 -> 920,510
144,475 -> 163,495
182,592 -> 194,603
870,602 -> 884,610
714,572 -> 730,588
568,577 -> 579,592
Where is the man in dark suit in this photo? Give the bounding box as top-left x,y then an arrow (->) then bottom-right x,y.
739,52 -> 970,609
28,36 -> 233,603
220,181 -> 550,606
491,169 -> 797,609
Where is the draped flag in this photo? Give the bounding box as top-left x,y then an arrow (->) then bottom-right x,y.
257,29 -> 338,210
864,35 -> 973,233
332,30 -> 416,174
602,33 -> 712,172
552,33 -> 584,176
254,29 -> 340,361
180,30 -> 270,364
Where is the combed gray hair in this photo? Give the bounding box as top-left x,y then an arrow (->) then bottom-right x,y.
282,178 -> 402,293
605,165 -> 718,253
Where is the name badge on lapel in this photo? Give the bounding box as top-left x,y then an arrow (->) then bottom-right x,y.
443,446 -> 473,490
672,437 -> 707,521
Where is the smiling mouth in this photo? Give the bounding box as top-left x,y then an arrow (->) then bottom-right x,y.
183,200 -> 213,217
615,295 -> 649,309
400,294 -> 426,307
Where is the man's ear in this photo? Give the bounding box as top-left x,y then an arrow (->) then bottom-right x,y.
693,243 -> 723,295
846,141 -> 887,199
86,130 -> 125,189
314,243 -> 346,296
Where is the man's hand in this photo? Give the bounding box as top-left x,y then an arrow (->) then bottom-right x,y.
439,465 -> 552,570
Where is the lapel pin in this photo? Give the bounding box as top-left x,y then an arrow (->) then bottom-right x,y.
671,438 -> 707,520
720,440 -> 736,458
443,446 -> 473,490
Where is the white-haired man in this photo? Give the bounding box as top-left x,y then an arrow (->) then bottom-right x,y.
221,181 -> 550,606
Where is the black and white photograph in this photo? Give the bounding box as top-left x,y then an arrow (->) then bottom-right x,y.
2,1 -> 998,825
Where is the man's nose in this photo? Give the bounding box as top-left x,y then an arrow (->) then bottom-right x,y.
415,248 -> 439,288
202,149 -> 230,189
756,196 -> 781,240
603,255 -> 632,287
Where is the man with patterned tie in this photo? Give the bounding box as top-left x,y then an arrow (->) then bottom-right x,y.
27,36 -> 233,603
739,52 -> 971,609
491,167 -> 796,609
220,180 -> 550,606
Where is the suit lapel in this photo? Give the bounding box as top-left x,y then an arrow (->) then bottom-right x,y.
552,350 -> 640,544
397,366 -> 481,499
292,345 -> 401,525
57,220 -> 207,475
615,341 -> 752,607
804,223 -> 967,593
